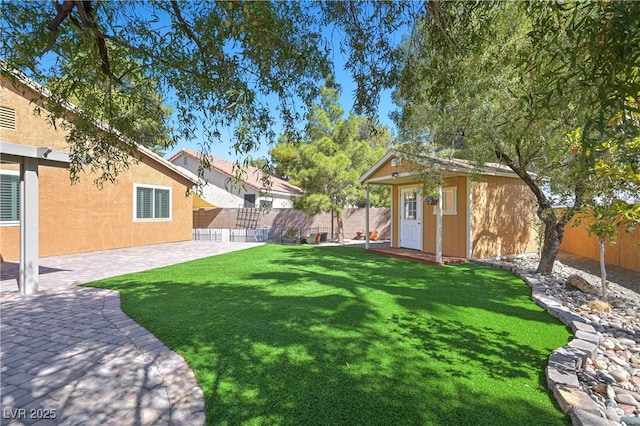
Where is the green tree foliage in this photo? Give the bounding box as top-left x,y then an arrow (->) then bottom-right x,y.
393,0 -> 640,275
569,122 -> 640,298
270,87 -> 390,242
45,48 -> 174,157
1,0 -> 332,183
319,1 -> 417,116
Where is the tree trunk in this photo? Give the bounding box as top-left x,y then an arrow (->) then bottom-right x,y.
599,239 -> 608,299
535,208 -> 569,276
336,210 -> 345,243
331,210 -> 335,241
492,149 -> 579,276
537,220 -> 561,275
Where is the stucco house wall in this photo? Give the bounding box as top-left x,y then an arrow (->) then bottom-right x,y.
170,149 -> 301,209
0,73 -> 194,261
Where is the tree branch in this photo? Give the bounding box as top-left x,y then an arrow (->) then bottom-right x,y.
170,1 -> 210,59
72,1 -> 120,83
47,0 -> 76,32
494,147 -> 550,210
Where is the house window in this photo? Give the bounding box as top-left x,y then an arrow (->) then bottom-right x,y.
134,184 -> 171,221
403,191 -> 417,220
244,194 -> 256,208
0,106 -> 16,130
433,187 -> 457,215
260,198 -> 273,209
0,172 -> 20,224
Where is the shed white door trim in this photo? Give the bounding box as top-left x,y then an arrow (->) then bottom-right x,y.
400,188 -> 422,250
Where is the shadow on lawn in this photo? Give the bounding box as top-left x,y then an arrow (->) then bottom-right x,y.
93,245 -> 570,425
272,246 -> 564,324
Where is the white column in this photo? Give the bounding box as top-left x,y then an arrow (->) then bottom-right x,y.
365,183 -> 370,249
436,183 -> 443,263
20,158 -> 39,295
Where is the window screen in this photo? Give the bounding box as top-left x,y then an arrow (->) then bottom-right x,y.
0,173 -> 20,222
135,186 -> 170,220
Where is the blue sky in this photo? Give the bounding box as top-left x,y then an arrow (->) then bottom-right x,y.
166,26 -> 400,163
167,79 -> 397,163
166,69 -> 398,163
7,2 -> 401,163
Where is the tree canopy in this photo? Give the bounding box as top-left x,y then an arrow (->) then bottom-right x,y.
270,86 -> 391,242
45,52 -> 174,157
393,0 -> 640,274
2,1 -> 637,268
1,0 -> 338,182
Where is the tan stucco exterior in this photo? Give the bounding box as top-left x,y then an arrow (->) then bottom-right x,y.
1,75 -> 193,261
363,152 -> 539,260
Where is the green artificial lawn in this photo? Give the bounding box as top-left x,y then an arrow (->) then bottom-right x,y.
87,245 -> 571,425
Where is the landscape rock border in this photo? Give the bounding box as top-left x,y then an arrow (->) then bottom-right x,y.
475,259 -> 631,426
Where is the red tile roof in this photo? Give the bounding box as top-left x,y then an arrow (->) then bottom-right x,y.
171,149 -> 304,196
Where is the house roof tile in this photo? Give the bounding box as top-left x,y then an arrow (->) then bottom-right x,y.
170,149 -> 304,196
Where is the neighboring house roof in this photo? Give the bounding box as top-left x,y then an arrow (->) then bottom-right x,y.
0,64 -> 197,186
359,149 -> 519,184
169,149 -> 304,196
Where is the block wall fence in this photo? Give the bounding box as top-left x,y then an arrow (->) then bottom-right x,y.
195,207 -> 639,272
559,214 -> 639,273
193,207 -> 392,241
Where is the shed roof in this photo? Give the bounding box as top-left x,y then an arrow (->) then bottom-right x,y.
359,150 -> 519,184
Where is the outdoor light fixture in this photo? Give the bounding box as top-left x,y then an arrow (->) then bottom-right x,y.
391,172 -> 399,178
37,147 -> 53,158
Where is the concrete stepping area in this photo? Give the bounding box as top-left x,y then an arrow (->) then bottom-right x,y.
1,241 -> 261,425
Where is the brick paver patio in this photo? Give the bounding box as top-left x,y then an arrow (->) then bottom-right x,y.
1,241 -> 260,425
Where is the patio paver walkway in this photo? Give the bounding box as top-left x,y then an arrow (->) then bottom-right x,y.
1,241 -> 260,425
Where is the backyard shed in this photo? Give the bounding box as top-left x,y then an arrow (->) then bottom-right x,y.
359,150 -> 539,262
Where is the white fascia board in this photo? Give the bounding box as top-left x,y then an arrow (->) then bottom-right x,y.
261,189 -> 303,197
365,172 -> 419,184
359,149 -> 403,183
360,148 -> 521,184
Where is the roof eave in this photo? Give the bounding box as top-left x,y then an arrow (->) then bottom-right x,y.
2,66 -> 197,186
360,149 -> 521,184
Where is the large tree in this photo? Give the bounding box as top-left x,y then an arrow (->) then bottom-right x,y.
393,1 -> 640,274
1,0 -> 333,182
45,48 -> 174,157
3,0 -> 637,265
270,86 -> 390,242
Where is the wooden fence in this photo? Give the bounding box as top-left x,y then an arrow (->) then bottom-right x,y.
559,215 -> 640,273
